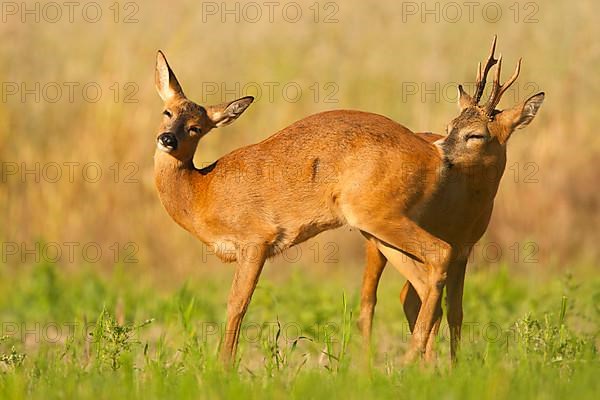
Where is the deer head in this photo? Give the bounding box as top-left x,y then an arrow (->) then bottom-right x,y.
436,36 -> 545,168
154,51 -> 254,163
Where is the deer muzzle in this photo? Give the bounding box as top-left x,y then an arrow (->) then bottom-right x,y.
157,132 -> 178,152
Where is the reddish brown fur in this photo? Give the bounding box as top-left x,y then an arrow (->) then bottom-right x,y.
153,37 -> 545,365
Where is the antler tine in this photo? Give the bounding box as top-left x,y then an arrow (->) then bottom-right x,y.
486,54 -> 503,109
473,35 -> 498,104
485,57 -> 522,115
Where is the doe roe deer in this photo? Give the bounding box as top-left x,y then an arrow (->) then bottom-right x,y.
153,35 -> 544,365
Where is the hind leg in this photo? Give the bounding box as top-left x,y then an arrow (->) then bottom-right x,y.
400,280 -> 421,332
399,270 -> 442,362
359,239 -> 441,362
361,242 -> 442,362
348,208 -> 451,361
358,238 -> 387,355
366,224 -> 451,363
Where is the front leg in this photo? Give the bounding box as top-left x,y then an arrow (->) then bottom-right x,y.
446,258 -> 467,362
220,245 -> 267,366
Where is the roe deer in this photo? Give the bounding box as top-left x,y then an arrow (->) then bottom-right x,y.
153,35 -> 544,365
357,36 -> 545,362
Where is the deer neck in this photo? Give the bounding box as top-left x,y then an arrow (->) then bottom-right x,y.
436,149 -> 507,208
481,152 -> 507,196
153,150 -> 206,235
460,153 -> 507,200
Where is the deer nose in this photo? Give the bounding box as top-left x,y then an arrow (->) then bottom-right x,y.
157,132 -> 177,151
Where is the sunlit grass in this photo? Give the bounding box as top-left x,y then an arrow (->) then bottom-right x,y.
0,262 -> 598,399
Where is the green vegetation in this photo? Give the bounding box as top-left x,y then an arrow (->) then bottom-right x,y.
1,0 -> 598,398
0,262 -> 597,399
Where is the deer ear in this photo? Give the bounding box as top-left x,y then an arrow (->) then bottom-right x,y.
155,51 -> 185,102
493,92 -> 545,143
207,96 -> 254,128
512,92 -> 545,130
457,84 -> 473,111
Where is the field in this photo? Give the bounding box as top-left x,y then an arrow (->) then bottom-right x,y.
1,0 -> 599,398
0,263 -> 598,399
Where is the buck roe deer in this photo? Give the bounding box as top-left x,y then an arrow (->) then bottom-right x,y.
153,36 -> 544,366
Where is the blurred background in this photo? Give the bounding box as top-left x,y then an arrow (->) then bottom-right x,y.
0,0 -> 598,284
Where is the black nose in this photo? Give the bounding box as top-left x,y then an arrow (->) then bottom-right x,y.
158,133 -> 177,150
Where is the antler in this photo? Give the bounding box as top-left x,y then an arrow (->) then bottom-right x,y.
484,55 -> 522,115
465,35 -> 523,116
473,35 -> 498,104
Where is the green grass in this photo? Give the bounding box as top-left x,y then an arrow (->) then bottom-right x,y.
0,262 -> 598,399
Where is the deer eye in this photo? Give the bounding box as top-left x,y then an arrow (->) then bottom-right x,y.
163,110 -> 172,118
466,133 -> 485,141
188,126 -> 202,135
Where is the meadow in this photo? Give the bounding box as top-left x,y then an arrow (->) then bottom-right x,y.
0,0 -> 599,398
0,262 -> 598,399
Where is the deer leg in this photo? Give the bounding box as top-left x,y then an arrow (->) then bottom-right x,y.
424,298 -> 443,363
220,246 -> 266,367
400,281 -> 421,333
446,258 -> 467,363
364,224 -> 451,363
397,266 -> 447,363
358,238 -> 387,356
374,243 -> 429,301
373,247 -> 446,364
358,219 -> 447,294
400,277 -> 441,362
352,216 -> 452,363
